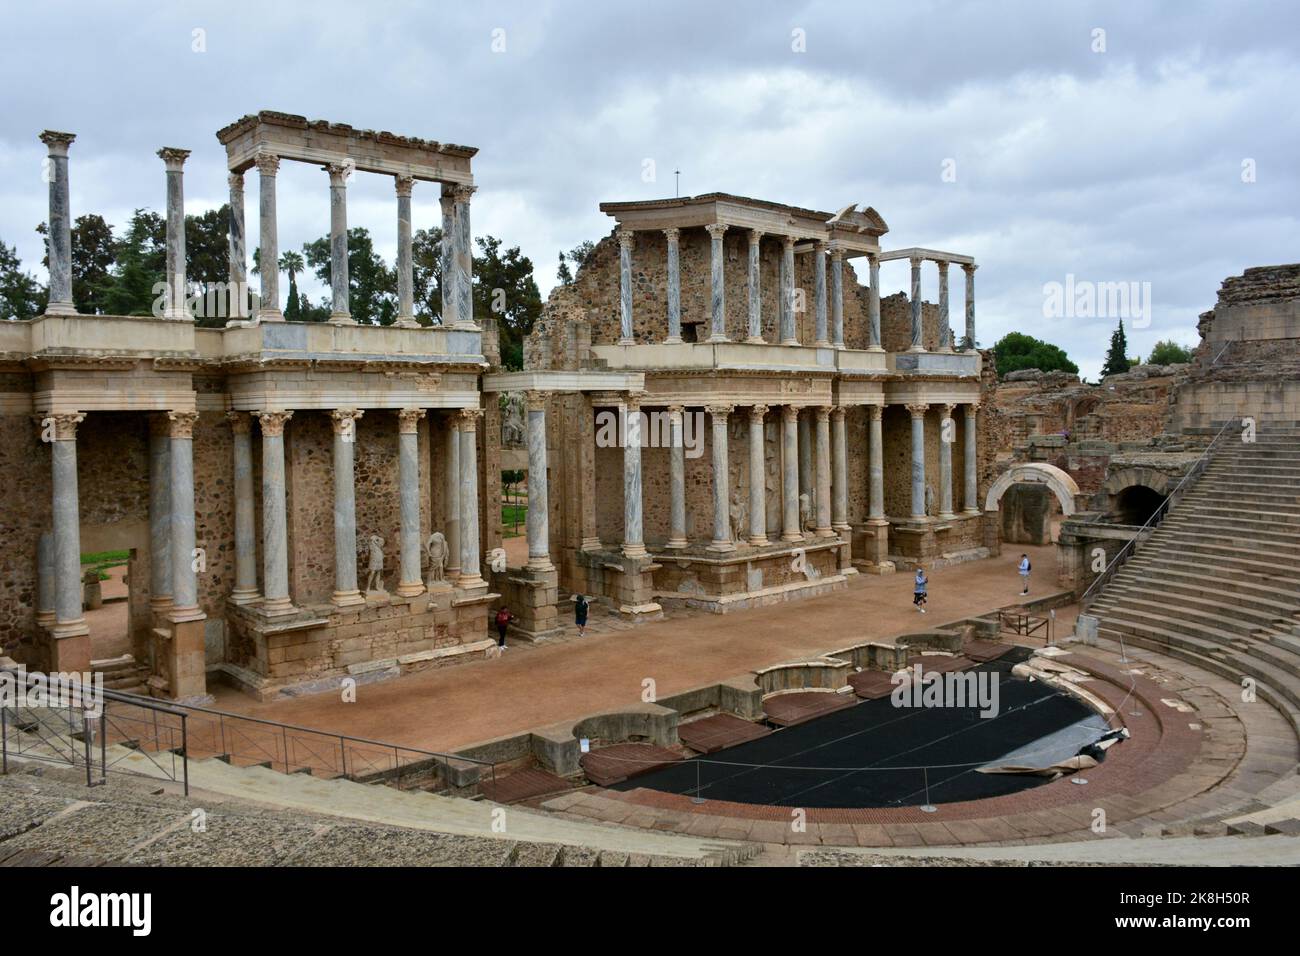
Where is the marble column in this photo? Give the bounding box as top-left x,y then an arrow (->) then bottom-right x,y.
394,176 -> 417,328
665,406 -> 687,549
867,252 -> 882,351
396,408 -> 426,597
868,405 -> 885,520
963,263 -> 978,350
47,413 -> 87,635
167,412 -> 201,621
706,224 -> 728,342
707,404 -> 734,551
148,416 -> 173,610
439,186 -> 460,327
255,153 -> 283,321
330,409 -> 364,607
831,406 -> 849,532
798,410 -> 813,520
813,241 -> 829,347
746,230 -> 764,343
227,173 -> 247,289
457,408 -> 485,587
227,413 -> 259,604
444,415 -> 461,578
814,406 -> 833,536
780,406 -> 801,542
909,256 -> 924,351
37,531 -> 56,628
779,236 -> 797,345
452,184 -> 477,330
617,229 -> 635,344
158,148 -> 191,320
747,405 -> 769,545
938,403 -> 956,519
257,411 -> 294,614
937,260 -> 952,352
907,403 -> 929,519
325,164 -> 353,324
40,131 -> 76,315
964,403 -> 981,514
664,227 -> 682,343
830,245 -> 844,349
524,391 -> 553,570
621,396 -> 646,557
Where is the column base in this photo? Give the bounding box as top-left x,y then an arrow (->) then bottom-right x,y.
664,336 -> 683,345
815,527 -> 835,538
617,337 -> 636,346
779,338 -> 800,347
938,511 -> 956,521
707,334 -> 730,344
748,535 -> 770,547
832,522 -> 851,533
36,611 -> 56,628
621,543 -> 648,559
50,618 -> 90,640
42,301 -> 77,317
328,313 -> 357,326
228,587 -> 261,606
867,345 -> 885,353
452,322 -> 481,332
168,604 -> 206,624
664,537 -> 688,549
261,596 -> 297,617
526,557 -> 555,573
395,317 -> 420,329
963,507 -> 981,516
832,342 -> 845,350
162,310 -> 193,322
395,581 -> 426,598
814,339 -> 831,348
581,537 -> 602,552
907,345 -> 926,352
744,336 -> 766,345
707,540 -> 736,553
149,596 -> 175,614
331,589 -> 365,608
780,531 -> 804,543
456,573 -> 487,590
258,309 -> 285,322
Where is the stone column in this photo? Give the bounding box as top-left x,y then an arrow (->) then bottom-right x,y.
798,410 -> 813,520
779,236 -> 797,345
452,184 -> 477,330
814,406 -> 833,536
907,403 -> 929,519
439,185 -> 460,327
457,408 -> 485,587
707,404 -> 734,551
148,416 -> 173,610
665,406 -> 687,549
963,263 -> 978,350
621,396 -> 647,557
158,148 -> 191,320
664,227 -> 682,343
813,241 -> 830,347
867,252 -> 882,351
830,244 -> 844,349
831,406 -> 849,532
937,260 -> 952,352
167,411 -> 201,621
330,409 -> 364,607
254,153 -> 283,321
938,403 -> 956,519
780,407 -> 802,542
227,412 -> 259,604
37,531 -> 56,628
257,411 -> 294,614
909,256 -> 924,351
46,413 -> 87,636
706,224 -> 728,343
40,131 -> 76,315
227,173 -> 246,289
396,408 -> 427,597
394,176 -> 417,328
444,415 -> 461,579
324,163 -> 353,324
964,403 -> 981,514
747,405 -> 769,545
746,230 -> 764,343
868,405 -> 885,520
617,229 -> 635,344
524,391 -> 553,570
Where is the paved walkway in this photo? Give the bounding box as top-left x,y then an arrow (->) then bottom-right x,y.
209,544 -> 1058,754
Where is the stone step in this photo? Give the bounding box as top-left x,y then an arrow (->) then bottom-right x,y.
1156,517 -> 1300,547
1107,564 -> 1300,612
1098,593 -> 1295,649
1139,531 -> 1300,562
1177,504 -> 1300,522
1103,575 -> 1298,622
1098,609 -> 1300,680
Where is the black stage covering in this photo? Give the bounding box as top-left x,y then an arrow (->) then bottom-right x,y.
612,649 -> 1101,808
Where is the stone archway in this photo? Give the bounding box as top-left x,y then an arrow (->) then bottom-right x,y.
985,463 -> 1080,517
1100,466 -> 1176,525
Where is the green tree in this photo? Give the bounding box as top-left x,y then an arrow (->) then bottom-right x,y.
184,206 -> 233,326
411,226 -> 445,323
1101,319 -> 1132,377
474,236 -> 541,370
1150,341 -> 1193,364
992,331 -> 1079,378
100,209 -> 166,316
304,227 -> 396,326
0,240 -> 42,320
566,241 -> 595,275
556,251 -> 573,286
279,251 -> 305,322
36,214 -> 117,315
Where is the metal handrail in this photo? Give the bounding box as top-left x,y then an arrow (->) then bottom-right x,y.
1081,416 -> 1240,609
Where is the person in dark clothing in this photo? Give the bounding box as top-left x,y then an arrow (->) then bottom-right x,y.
574,594 -> 589,637
494,606 -> 514,651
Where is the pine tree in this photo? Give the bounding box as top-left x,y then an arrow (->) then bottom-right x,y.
556,251 -> 573,286
1101,319 -> 1131,377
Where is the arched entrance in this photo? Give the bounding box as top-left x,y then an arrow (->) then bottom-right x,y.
1101,466 -> 1175,526
985,463 -> 1080,517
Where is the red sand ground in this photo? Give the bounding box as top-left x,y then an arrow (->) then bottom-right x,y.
208,543 -> 1064,754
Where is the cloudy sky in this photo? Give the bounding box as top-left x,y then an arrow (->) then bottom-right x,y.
2,1 -> 1296,379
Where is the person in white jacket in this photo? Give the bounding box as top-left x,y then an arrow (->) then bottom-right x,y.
1018,554 -> 1031,596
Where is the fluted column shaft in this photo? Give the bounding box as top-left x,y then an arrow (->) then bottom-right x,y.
666,406 -> 687,548
457,409 -> 484,586
937,261 -> 951,351
831,407 -> 849,531
867,252 -> 882,351
445,416 -> 461,577
868,405 -> 885,520
258,411 -> 294,613
439,188 -> 460,327
664,228 -> 682,343
330,410 -> 364,606
779,237 -> 797,345
938,403 -> 956,519
40,131 -> 76,315
963,263 -> 978,349
525,392 -> 553,570
830,246 -> 844,348
255,153 -> 282,321
159,148 -> 191,319
909,256 -> 923,351
708,405 -> 734,550
326,164 -> 352,323
47,414 -> 86,634
397,408 -> 426,596
748,405 -> 768,545
907,404 -> 928,519
813,242 -> 829,346
227,173 -> 246,289
746,231 -> 763,342
228,413 -> 258,603
167,412 -> 200,620
814,407 -> 833,535
453,185 -> 477,330
617,229 -> 635,344
706,224 -> 728,342
964,404 -> 980,514
395,176 -> 416,327
780,406 -> 801,541
148,418 -> 173,609
621,398 -> 646,557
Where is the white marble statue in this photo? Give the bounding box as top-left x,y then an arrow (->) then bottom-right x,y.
500,392 -> 526,447
924,482 -> 936,518
799,492 -> 813,533
362,533 -> 386,593
729,489 -> 747,543
424,531 -> 448,585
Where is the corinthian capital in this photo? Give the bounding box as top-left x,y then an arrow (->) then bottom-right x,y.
397,407 -> 427,434
253,152 -> 280,176
256,410 -> 294,437
167,410 -> 199,439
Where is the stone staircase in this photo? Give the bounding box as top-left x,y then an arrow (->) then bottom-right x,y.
91,654 -> 150,696
1089,427 -> 1300,733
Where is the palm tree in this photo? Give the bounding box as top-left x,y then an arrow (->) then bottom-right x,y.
279,251 -> 304,321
